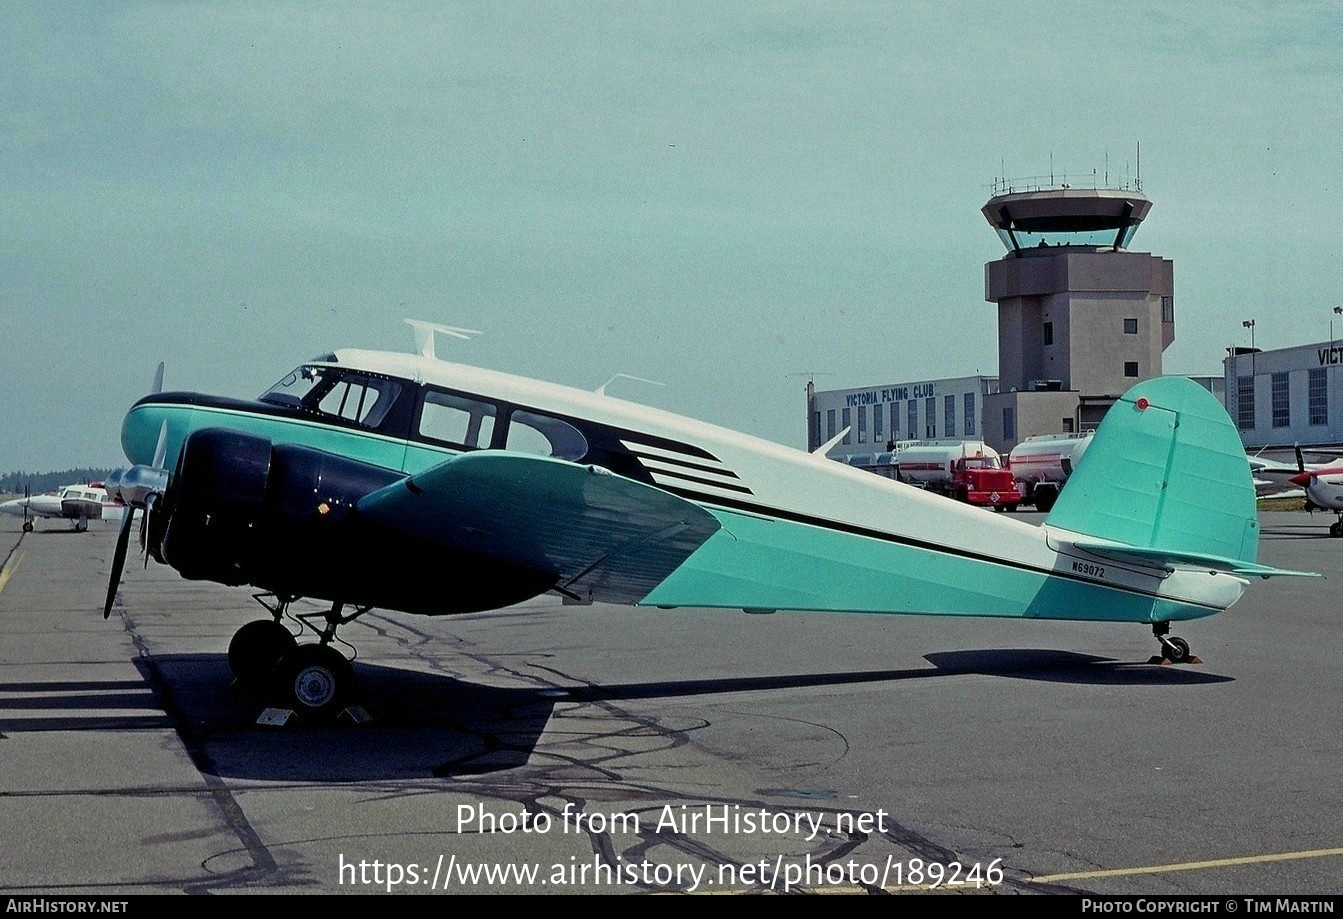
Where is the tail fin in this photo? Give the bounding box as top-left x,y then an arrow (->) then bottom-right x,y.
1046,377 -> 1313,578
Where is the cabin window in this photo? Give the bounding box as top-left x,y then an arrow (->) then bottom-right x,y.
260,365 -> 402,429
505,410 -> 588,461
419,391 -> 497,449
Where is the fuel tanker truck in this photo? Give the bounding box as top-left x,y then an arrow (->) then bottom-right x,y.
1006,431 -> 1094,512
891,440 -> 1020,512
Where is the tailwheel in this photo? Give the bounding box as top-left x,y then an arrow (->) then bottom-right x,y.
273,644 -> 356,722
1152,622 -> 1199,664
228,619 -> 298,685
1162,636 -> 1191,664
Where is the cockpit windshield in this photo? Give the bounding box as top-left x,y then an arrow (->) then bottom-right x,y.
259,365 -> 403,429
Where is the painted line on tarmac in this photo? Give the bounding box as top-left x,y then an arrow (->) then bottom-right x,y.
0,548 -> 23,597
1030,846 -> 1343,883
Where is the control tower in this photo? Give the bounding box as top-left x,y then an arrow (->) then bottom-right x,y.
979,182 -> 1174,453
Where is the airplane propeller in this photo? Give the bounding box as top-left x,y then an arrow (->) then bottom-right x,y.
103,404 -> 171,619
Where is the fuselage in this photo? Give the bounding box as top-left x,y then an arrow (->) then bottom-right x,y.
120,349 -> 1247,622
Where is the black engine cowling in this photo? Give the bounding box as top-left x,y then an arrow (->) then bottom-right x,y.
156,428 -> 556,614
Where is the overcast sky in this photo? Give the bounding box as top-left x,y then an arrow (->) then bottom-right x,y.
3,2 -> 1339,472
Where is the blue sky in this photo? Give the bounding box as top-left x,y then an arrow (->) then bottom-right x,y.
3,2 -> 1339,470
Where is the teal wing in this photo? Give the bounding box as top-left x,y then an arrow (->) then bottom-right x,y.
355,451 -> 721,604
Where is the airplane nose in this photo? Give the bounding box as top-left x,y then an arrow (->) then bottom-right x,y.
1289,472 -> 1312,487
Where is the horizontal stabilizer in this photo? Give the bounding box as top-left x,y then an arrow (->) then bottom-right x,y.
1070,538 -> 1320,579
356,451 -> 721,604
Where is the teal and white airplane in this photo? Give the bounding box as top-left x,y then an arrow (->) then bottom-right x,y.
104,322 -> 1312,721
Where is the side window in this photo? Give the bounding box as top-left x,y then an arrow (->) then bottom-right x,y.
419,390 -> 497,449
318,377 -> 400,427
505,410 -> 589,461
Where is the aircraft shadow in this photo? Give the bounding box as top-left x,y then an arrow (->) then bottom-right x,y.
0,649 -> 1228,783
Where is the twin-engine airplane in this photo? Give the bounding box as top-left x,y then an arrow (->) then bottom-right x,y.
104,322 -> 1312,721
2,483 -> 125,532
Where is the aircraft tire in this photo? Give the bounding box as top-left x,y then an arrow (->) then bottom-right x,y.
21,521 -> 33,533
1331,522 -> 1342,538
273,644 -> 356,722
228,619 -> 297,684
1164,636 -> 1191,664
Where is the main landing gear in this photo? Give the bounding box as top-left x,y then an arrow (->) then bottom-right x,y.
227,594 -> 371,722
1329,515 -> 1343,538
1151,621 -> 1199,665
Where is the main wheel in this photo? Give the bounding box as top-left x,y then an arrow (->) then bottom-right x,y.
21,520 -> 33,533
273,644 -> 356,722
1331,522 -> 1342,538
1164,636 -> 1191,664
228,619 -> 297,684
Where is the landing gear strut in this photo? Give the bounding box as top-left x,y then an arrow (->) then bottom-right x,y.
1152,621 -> 1198,664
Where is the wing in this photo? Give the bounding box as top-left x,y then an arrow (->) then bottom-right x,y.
355,451 -> 722,605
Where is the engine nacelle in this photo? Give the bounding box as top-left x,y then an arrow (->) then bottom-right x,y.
156,428 -> 556,614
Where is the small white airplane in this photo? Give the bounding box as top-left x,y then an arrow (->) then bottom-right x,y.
102,321 -> 1314,721
1,483 -> 126,532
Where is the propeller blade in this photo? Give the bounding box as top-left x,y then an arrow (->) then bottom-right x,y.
140,494 -> 156,566
1295,445 -> 1305,474
104,509 -> 137,619
151,420 -> 169,470
151,361 -> 165,395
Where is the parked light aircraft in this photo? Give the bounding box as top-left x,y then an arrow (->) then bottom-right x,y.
1287,460 -> 1343,536
1,484 -> 125,532
103,322 -> 1313,721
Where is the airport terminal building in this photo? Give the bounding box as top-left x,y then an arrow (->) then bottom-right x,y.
1225,341 -> 1343,450
806,375 -> 999,456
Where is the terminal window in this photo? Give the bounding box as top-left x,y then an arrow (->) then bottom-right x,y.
908,401 -> 917,440
857,406 -> 867,442
945,394 -> 955,437
1271,373 -> 1290,427
890,403 -> 899,438
1002,407 -> 1016,442
826,409 -> 836,440
1124,362 -> 1139,377
1309,368 -> 1327,425
925,397 -> 936,437
873,402 -> 883,438
1043,322 -> 1053,346
842,408 -> 851,444
1237,376 -> 1255,430
963,393 -> 976,435
1124,318 -> 1138,334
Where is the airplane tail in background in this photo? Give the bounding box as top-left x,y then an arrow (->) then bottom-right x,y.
1045,377 -> 1312,578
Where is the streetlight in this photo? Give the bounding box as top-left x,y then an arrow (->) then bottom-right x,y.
1243,319 -> 1256,374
